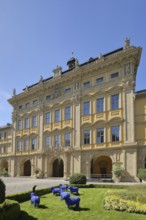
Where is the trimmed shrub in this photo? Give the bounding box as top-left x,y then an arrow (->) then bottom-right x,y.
0,178 -> 6,203
69,173 -> 87,184
0,199 -> 20,220
138,168 -> 146,181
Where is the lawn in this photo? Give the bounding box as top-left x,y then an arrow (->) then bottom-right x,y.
19,187 -> 146,220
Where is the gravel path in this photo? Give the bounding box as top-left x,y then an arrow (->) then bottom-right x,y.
1,177 -> 68,195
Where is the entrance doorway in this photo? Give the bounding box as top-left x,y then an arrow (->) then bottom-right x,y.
53,158 -> 64,177
24,160 -> 31,176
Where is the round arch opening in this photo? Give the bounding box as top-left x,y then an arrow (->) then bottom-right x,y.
23,160 -> 31,176
53,158 -> 64,177
91,155 -> 112,178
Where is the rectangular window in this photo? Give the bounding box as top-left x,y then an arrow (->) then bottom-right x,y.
96,77 -> 103,84
83,130 -> 90,145
45,136 -> 50,147
46,95 -> 51,100
3,146 -> 7,154
24,139 -> 28,151
18,120 -> 22,130
83,81 -> 90,88
33,100 -> 38,105
54,135 -> 60,148
97,128 -> 104,143
111,126 -> 120,142
0,133 -> 1,139
96,98 -> 104,113
24,118 -> 29,129
111,94 -> 119,110
65,106 -> 71,120
32,137 -> 36,150
65,133 -> 71,146
25,103 -> 30,109
55,109 -> 60,122
83,101 -> 90,116
64,88 -> 71,94
111,72 -> 119,78
4,132 -> 7,139
19,105 -> 23,110
32,116 -> 37,127
17,140 -> 21,151
45,112 -> 51,124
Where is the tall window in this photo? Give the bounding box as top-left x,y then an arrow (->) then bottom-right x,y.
65,106 -> 71,120
32,137 -> 36,150
55,109 -> 60,122
65,133 -> 71,146
96,98 -> 104,113
17,140 -> 21,151
25,103 -> 30,109
18,120 -> 22,130
111,126 -> 120,142
111,94 -> 119,110
4,132 -> 7,139
24,139 -> 28,151
45,112 -> 51,124
83,130 -> 90,144
3,146 -> 7,154
45,136 -> 50,147
97,128 -> 104,143
24,118 -> 29,129
83,101 -> 90,116
32,116 -> 37,127
54,135 -> 60,148
0,133 -> 1,139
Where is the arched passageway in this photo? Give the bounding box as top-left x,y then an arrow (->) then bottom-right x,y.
1,160 -> 8,171
23,160 -> 31,176
53,158 -> 64,177
91,155 -> 112,178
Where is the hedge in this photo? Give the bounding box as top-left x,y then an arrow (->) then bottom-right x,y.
0,199 -> 20,220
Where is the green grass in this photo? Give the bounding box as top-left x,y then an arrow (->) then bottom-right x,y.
19,188 -> 146,220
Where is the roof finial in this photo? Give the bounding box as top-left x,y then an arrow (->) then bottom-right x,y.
72,49 -> 74,57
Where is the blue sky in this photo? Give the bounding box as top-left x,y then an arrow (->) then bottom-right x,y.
0,0 -> 146,125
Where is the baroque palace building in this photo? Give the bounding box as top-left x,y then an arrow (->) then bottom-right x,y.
0,39 -> 145,181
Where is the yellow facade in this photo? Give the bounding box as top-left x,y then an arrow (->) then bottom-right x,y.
0,39 -> 145,181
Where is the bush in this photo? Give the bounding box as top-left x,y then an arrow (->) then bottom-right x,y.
1,168 -> 8,177
69,173 -> 87,184
112,163 -> 124,178
0,178 -> 6,203
0,199 -> 20,220
138,168 -> 146,181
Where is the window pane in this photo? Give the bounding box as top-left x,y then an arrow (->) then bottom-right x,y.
32,116 -> 37,127
65,88 -> 71,94
96,77 -> 103,83
65,133 -> 71,146
97,128 -> 104,143
83,101 -> 90,116
83,81 -> 90,87
17,140 -> 21,151
55,109 -> 60,122
96,98 -> 104,113
111,72 -> 119,78
111,94 -> 119,110
24,118 -> 29,129
111,126 -> 120,142
54,135 -> 60,148
45,136 -> 50,146
18,120 -> 22,130
83,130 -> 90,144
65,106 -> 71,120
32,137 -> 36,150
45,112 -> 51,124
24,139 -> 28,151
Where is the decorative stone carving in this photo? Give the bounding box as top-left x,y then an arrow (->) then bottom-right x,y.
53,66 -> 62,78
39,75 -> 43,83
124,37 -> 130,49
124,63 -> 131,75
52,85 -> 62,99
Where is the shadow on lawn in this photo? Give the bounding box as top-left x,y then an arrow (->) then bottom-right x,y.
38,204 -> 48,209
19,211 -> 38,220
69,207 -> 90,211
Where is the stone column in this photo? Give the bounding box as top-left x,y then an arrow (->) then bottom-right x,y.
38,110 -> 44,151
